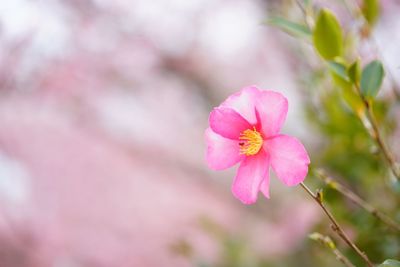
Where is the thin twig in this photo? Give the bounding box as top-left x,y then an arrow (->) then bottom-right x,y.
353,83 -> 400,180
300,182 -> 374,267
339,0 -> 400,178
295,0 -> 306,15
295,0 -> 314,29
343,0 -> 400,100
309,232 -> 356,267
363,98 -> 400,180
315,169 -> 400,232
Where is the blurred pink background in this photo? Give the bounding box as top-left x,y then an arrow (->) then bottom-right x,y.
0,0 -> 399,266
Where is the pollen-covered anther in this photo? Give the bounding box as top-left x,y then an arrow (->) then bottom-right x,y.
239,127 -> 263,156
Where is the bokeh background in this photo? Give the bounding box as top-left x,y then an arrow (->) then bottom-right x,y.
0,0 -> 399,266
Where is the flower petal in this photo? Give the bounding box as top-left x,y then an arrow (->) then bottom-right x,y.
260,167 -> 271,199
232,150 -> 269,204
209,107 -> 252,140
205,128 -> 244,170
265,134 -> 310,186
255,90 -> 288,138
221,86 -> 260,125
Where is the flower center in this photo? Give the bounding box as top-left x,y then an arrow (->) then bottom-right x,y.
239,127 -> 263,156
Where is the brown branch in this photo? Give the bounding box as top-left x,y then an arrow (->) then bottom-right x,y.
309,232 -> 356,267
354,83 -> 400,181
300,182 -> 374,267
315,169 -> 400,232
343,0 -> 400,100
339,0 -> 400,179
365,101 -> 400,179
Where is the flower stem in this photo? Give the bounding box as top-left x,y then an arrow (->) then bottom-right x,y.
309,232 -> 356,267
315,169 -> 400,232
300,182 -> 374,267
354,85 -> 400,181
363,100 -> 400,180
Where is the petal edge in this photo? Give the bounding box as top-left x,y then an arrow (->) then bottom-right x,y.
255,90 -> 288,138
265,134 -> 310,186
232,150 -> 269,204
205,128 -> 244,170
209,107 -> 252,140
221,86 -> 260,125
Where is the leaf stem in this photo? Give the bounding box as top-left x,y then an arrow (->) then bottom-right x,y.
300,182 -> 374,267
309,232 -> 356,267
315,169 -> 400,232
354,84 -> 400,180
338,0 -> 400,179
362,98 -> 400,180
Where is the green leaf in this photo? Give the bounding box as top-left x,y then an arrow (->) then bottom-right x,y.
312,9 -> 343,60
267,17 -> 311,39
362,0 -> 380,26
379,259 -> 400,267
316,189 -> 324,202
308,232 -> 336,249
347,59 -> 361,85
308,232 -> 323,241
328,60 -> 364,112
360,60 -> 385,98
328,61 -> 349,82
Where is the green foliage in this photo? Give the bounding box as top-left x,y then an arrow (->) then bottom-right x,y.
328,60 -> 364,113
361,60 -> 385,99
229,1 -> 400,267
306,91 -> 379,178
266,17 -> 311,39
362,0 -> 380,26
328,61 -> 349,82
304,67 -> 397,266
313,9 -> 343,60
379,259 -> 400,267
347,59 -> 361,85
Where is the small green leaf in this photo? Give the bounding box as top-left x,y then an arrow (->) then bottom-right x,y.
316,189 -> 324,202
361,60 -> 385,98
267,17 -> 311,39
308,232 -> 336,249
379,259 -> 400,267
328,60 -> 364,112
347,59 -> 361,85
313,9 -> 343,60
362,0 -> 380,26
308,232 -> 324,241
328,61 -> 349,82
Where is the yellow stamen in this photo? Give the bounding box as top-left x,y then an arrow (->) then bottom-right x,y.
239,127 -> 263,156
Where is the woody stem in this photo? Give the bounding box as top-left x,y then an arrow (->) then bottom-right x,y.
300,182 -> 374,267
315,169 -> 400,232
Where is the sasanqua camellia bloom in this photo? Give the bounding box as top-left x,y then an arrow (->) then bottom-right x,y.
205,86 -> 310,204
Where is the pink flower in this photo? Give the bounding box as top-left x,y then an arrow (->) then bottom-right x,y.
205,86 -> 310,204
